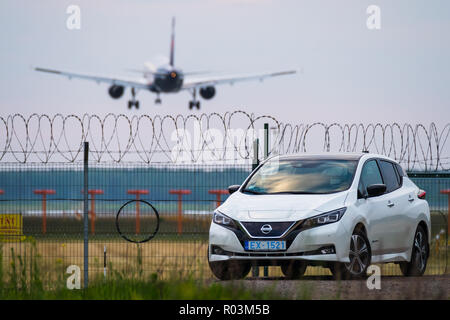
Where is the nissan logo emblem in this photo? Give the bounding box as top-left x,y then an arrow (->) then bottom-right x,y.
260,224 -> 272,234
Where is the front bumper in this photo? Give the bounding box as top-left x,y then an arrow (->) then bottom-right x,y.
208,220 -> 351,264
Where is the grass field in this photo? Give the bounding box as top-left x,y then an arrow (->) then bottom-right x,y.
0,228 -> 448,300
0,209 -> 448,286
1,237 -> 448,287
1,238 -> 448,300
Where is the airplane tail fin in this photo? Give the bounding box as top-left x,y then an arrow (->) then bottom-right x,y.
169,17 -> 175,67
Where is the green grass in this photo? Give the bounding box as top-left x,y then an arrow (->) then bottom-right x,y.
0,275 -> 287,300
0,241 -> 288,300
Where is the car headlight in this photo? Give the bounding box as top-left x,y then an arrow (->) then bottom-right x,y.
213,211 -> 238,229
302,207 -> 347,229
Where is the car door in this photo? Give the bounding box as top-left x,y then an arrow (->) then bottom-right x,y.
355,159 -> 400,256
377,160 -> 406,254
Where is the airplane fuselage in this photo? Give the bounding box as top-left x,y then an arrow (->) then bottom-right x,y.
150,67 -> 184,93
35,17 -> 296,111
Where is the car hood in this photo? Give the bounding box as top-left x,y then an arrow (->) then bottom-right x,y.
217,191 -> 349,222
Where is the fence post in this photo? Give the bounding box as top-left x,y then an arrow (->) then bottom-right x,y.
252,139 -> 259,171
252,138 -> 260,277
103,245 -> 107,279
83,141 -> 89,289
263,123 -> 269,278
81,189 -> 104,235
264,123 -> 269,160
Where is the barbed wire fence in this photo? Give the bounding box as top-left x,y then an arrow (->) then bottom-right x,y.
1,112 -> 449,171
0,112 -> 448,287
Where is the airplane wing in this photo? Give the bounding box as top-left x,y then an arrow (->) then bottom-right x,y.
35,67 -> 150,90
181,70 -> 296,90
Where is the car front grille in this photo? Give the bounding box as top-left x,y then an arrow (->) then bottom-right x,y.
239,221 -> 297,238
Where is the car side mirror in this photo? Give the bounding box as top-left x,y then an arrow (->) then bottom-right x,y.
228,185 -> 240,194
366,184 -> 386,197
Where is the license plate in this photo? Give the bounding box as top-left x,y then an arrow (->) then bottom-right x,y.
244,240 -> 286,251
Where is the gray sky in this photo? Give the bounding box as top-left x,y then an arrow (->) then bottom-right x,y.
0,0 -> 449,127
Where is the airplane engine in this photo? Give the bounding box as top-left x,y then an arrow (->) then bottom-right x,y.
199,86 -> 216,100
108,85 -> 125,99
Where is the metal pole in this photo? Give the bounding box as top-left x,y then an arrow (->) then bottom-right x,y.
83,141 -> 89,288
103,245 -> 107,279
264,123 -> 269,160
263,123 -> 269,277
252,138 -> 259,277
252,139 -> 259,171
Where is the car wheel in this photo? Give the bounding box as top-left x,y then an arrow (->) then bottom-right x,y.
208,249 -> 251,280
331,229 -> 371,280
281,260 -> 307,279
399,225 -> 428,276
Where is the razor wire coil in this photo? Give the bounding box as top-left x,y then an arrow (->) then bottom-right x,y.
0,111 -> 449,171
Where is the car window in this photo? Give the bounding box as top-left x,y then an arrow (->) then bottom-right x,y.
394,163 -> 405,186
393,163 -> 401,185
359,160 -> 383,194
242,159 -> 358,194
395,163 -> 406,177
379,160 -> 400,192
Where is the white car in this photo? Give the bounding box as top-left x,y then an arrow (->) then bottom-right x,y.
208,153 -> 430,280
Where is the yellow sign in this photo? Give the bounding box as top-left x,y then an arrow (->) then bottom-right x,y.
0,214 -> 26,242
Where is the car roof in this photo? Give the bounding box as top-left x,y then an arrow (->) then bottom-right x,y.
274,152 -> 400,163
276,153 -> 365,161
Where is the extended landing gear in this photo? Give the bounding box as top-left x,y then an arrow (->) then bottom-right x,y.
155,93 -> 162,105
128,100 -> 139,109
188,88 -> 200,110
189,101 -> 200,110
128,87 -> 139,109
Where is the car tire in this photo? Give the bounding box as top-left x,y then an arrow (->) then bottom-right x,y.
399,225 -> 428,277
208,249 -> 251,280
281,260 -> 307,279
330,228 -> 371,280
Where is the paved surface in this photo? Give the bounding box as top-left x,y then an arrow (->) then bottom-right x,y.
222,275 -> 450,299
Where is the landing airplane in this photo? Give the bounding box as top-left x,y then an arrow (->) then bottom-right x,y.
35,18 -> 296,110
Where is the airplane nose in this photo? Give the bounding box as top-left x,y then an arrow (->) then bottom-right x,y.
170,71 -> 177,78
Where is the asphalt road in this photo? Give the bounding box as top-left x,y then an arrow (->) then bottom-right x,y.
223,275 -> 450,299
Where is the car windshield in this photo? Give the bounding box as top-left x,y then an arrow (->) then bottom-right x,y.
242,158 -> 358,195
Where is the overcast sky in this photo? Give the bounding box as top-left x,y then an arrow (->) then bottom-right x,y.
0,0 -> 449,127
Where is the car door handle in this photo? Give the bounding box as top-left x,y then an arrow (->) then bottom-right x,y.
408,197 -> 415,202
387,201 -> 395,207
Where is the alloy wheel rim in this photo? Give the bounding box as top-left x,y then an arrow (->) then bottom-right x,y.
345,234 -> 370,275
414,230 -> 427,272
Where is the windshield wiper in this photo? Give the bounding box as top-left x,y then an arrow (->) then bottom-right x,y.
242,189 -> 266,195
267,191 -> 320,195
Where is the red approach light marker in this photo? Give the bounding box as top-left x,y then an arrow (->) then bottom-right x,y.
81,189 -> 104,235
33,189 -> 56,235
208,189 -> 228,208
169,189 -> 191,235
440,189 -> 450,235
127,190 -> 149,235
